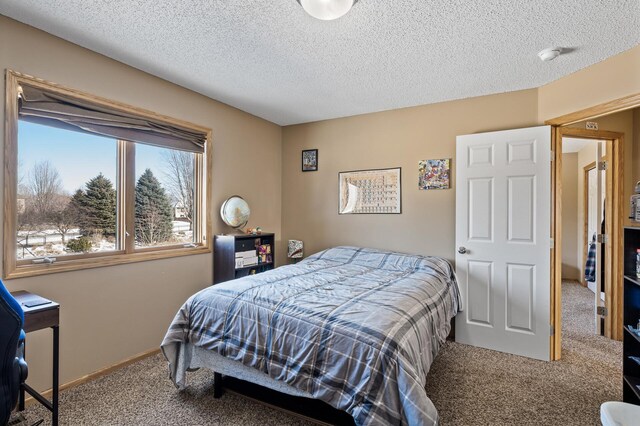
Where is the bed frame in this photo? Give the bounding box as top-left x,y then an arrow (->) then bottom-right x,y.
188,344 -> 352,423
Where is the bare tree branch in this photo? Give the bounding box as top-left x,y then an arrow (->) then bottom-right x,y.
19,161 -> 77,246
162,150 -> 194,228
28,160 -> 63,218
50,194 -> 75,244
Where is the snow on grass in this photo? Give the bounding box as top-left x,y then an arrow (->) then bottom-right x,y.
17,222 -> 192,259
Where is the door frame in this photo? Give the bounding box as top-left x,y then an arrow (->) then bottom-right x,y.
547,95 -> 640,360
548,106 -> 628,359
559,130 -> 620,332
582,160 -> 597,287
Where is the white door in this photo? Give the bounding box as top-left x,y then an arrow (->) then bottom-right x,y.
586,143 -> 607,335
594,141 -> 605,334
455,125 -> 551,361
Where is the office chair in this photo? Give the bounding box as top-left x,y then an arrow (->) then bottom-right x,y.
0,280 -> 28,426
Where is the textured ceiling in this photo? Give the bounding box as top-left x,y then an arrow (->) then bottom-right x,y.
1,1 -> 639,125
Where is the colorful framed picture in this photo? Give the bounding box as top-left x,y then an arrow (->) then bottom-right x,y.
338,167 -> 401,214
302,149 -> 318,172
418,158 -> 451,190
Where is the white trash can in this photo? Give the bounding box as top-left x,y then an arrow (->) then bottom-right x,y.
601,401 -> 640,426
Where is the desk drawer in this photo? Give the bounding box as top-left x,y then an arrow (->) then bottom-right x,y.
24,308 -> 59,333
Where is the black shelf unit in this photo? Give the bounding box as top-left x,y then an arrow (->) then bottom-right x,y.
625,274 -> 640,287
624,375 -> 640,403
213,233 -> 275,284
623,227 -> 640,404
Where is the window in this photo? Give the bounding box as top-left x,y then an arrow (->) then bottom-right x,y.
134,144 -> 197,249
17,121 -> 119,260
5,71 -> 211,278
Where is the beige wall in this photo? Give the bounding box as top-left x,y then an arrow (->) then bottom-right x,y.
280,44 -> 640,271
4,13 -> 640,395
281,45 -> 640,299
0,16 -> 282,391
538,45 -> 640,122
561,153 -> 580,280
564,110 -> 637,286
282,90 -> 539,260
569,110 -> 636,226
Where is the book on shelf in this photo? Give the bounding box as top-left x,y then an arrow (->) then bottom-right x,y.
236,256 -> 259,269
243,256 -> 259,266
236,249 -> 257,259
258,244 -> 271,255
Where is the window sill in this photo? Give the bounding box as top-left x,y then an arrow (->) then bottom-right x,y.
5,245 -> 211,279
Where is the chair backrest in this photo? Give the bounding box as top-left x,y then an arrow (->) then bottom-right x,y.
0,280 -> 23,426
0,281 -> 22,325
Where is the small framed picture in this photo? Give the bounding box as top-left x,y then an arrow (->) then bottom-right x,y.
418,158 -> 451,190
302,149 -> 318,172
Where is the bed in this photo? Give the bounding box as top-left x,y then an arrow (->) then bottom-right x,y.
161,246 -> 460,425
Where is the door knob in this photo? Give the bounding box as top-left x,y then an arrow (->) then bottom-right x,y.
458,246 -> 467,254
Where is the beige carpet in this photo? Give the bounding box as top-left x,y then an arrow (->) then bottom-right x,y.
21,281 -> 621,425
425,281 -> 621,425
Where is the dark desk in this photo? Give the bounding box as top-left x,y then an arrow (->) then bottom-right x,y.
12,291 -> 60,426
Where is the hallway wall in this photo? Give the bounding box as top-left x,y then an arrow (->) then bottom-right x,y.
561,153 -> 580,281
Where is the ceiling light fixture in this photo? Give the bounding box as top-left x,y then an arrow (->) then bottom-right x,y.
537,47 -> 562,62
297,0 -> 358,21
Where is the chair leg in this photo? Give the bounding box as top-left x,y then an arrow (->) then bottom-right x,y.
213,372 -> 223,398
18,339 -> 26,412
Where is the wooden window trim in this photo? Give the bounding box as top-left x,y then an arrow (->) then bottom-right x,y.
16,250 -> 128,266
4,70 -> 213,279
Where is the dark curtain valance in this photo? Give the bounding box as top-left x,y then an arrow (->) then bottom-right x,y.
18,85 -> 206,153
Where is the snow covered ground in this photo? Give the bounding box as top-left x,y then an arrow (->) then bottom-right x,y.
17,221 -> 193,259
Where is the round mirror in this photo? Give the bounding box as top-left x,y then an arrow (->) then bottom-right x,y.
220,195 -> 251,229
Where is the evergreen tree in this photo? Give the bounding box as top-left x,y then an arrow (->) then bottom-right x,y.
72,174 -> 117,237
69,189 -> 89,234
135,169 -> 173,245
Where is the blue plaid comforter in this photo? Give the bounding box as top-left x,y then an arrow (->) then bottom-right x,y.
162,246 -> 461,425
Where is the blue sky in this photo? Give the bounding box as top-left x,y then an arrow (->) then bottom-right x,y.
18,120 -> 173,194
